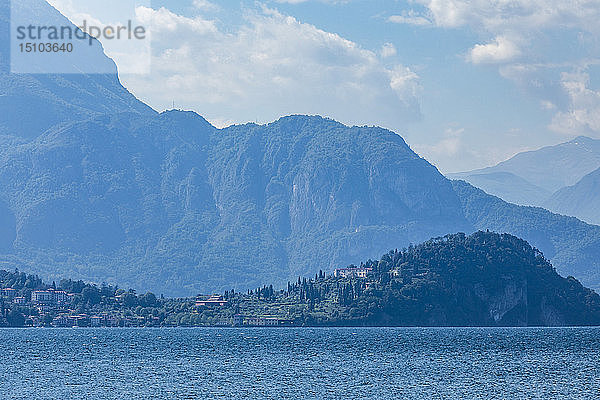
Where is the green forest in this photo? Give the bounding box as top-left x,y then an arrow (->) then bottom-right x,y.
2,231 -> 600,327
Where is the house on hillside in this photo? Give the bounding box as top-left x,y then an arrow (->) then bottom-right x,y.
1,288 -> 17,300
196,295 -> 228,307
334,267 -> 372,278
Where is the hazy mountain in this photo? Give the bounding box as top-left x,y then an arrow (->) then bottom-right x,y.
448,171 -> 551,207
0,0 -> 154,139
449,136 -> 600,206
2,108 -> 600,295
0,111 -> 475,295
452,180 -> 600,291
545,167 -> 600,225
2,0 -> 600,296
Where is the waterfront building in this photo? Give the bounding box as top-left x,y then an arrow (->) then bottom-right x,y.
243,316 -> 293,327
32,290 -> 55,304
32,289 -> 71,307
233,314 -> 244,326
1,288 -> 17,300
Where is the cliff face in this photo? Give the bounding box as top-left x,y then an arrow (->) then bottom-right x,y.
483,280 -> 528,324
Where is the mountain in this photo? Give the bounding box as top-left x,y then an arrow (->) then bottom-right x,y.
0,111 -> 474,296
449,171 -> 552,207
3,109 -> 600,295
2,0 -> 600,296
6,231 -> 600,327
545,167 -> 600,225
452,180 -> 600,290
449,136 -> 600,207
0,0 -> 154,138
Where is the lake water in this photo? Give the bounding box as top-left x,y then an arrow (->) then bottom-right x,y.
1,327 -> 599,399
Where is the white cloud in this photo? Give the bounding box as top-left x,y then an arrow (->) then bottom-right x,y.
121,6 -> 421,129
415,127 -> 464,159
380,42 -> 397,58
47,0 -> 152,73
435,127 -> 464,156
409,0 -> 600,32
541,100 -> 557,110
468,36 -> 520,64
550,71 -> 600,135
192,0 -> 220,12
273,0 -> 347,3
393,0 -> 600,139
388,11 -> 431,27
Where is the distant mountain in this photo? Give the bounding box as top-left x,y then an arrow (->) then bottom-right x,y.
452,180 -> 600,291
2,0 -> 600,296
449,136 -> 600,207
546,167 -> 600,225
0,0 -> 154,138
449,171 -> 551,207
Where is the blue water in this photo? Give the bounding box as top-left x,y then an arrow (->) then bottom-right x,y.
1,328 -> 599,399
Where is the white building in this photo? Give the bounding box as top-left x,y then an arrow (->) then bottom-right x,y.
1,288 -> 17,300
32,290 -> 70,305
334,267 -> 373,278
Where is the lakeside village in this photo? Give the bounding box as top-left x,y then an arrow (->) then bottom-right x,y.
0,265 -> 377,328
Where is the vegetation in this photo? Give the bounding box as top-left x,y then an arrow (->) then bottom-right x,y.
0,270 -> 163,327
2,231 -> 599,327
219,231 -> 600,326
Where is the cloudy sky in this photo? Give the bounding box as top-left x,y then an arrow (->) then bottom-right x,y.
48,0 -> 600,173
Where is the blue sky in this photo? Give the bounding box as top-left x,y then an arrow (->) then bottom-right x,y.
48,0 -> 600,172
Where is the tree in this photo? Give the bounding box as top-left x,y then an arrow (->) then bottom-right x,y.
7,309 -> 25,327
139,292 -> 158,308
82,286 -> 101,305
122,293 -> 139,308
42,314 -> 54,326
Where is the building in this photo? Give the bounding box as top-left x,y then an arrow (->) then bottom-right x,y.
31,289 -> 70,306
242,316 -> 294,327
32,290 -> 55,304
195,295 -> 228,307
52,315 -> 71,327
90,315 -> 106,327
13,297 -> 26,305
1,288 -> 17,300
334,267 -> 373,278
54,291 -> 69,303
36,304 -> 53,313
69,315 -> 90,327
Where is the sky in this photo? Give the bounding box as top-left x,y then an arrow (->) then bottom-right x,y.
47,0 -> 600,173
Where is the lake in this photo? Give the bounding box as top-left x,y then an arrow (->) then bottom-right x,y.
1,327 -> 599,399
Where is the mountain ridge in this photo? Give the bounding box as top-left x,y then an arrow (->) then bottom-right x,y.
546,166 -> 600,225
448,136 -> 600,208
0,0 -> 155,138
2,109 -> 600,295
2,0 -> 600,296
